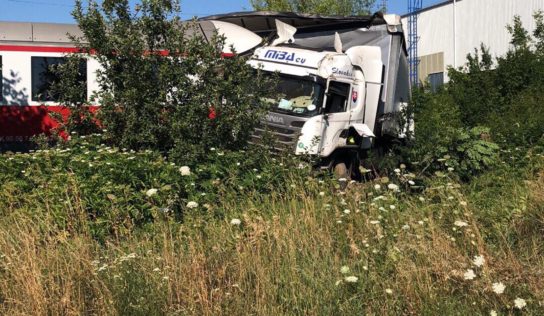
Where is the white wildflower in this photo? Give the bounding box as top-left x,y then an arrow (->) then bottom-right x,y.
338,178 -> 347,182
402,224 -> 410,230
419,197 -> 425,202
153,267 -> 160,272
408,180 -> 416,185
344,276 -> 358,283
463,269 -> 476,280
514,298 -> 527,309
340,266 -> 350,274
454,220 -> 469,227
489,311 -> 497,316
389,205 -> 396,210
179,166 -> 191,176
230,218 -> 242,226
319,192 -> 325,197
492,282 -> 505,294
473,255 -> 485,267
186,201 -> 198,209
374,184 -> 381,190
343,209 -> 351,215
418,220 -> 424,225
146,188 -> 158,197
394,168 -> 401,174
385,288 -> 393,294
370,220 -> 380,225
387,183 -> 399,191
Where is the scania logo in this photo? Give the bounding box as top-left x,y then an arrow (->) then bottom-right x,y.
265,114 -> 285,124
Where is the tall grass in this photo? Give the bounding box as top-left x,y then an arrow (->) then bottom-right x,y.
0,147 -> 543,315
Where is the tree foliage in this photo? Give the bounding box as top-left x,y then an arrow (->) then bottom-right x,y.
406,12 -> 544,179
250,0 -> 377,16
446,12 -> 544,145
54,0 -> 272,164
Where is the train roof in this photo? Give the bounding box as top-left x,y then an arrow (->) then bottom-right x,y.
0,21 -> 82,45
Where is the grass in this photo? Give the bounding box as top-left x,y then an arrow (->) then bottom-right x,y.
0,141 -> 543,315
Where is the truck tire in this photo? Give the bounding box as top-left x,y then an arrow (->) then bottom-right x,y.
333,161 -> 349,180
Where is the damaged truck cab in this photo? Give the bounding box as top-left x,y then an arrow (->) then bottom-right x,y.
246,14 -> 411,177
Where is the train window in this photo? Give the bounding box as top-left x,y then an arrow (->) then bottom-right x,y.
31,57 -> 87,102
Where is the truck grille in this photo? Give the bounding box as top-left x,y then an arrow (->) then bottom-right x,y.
251,122 -> 302,151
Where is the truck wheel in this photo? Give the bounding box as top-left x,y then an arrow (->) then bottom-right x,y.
333,162 -> 349,180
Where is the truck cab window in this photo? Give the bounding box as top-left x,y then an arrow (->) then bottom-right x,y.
324,81 -> 350,114
266,74 -> 324,117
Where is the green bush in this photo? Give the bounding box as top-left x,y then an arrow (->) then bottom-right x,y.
446,13 -> 544,147
407,13 -> 544,179
53,0 -> 272,165
0,134 -> 312,241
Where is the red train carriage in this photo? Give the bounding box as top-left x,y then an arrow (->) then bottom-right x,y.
0,21 -> 98,143
0,19 -> 261,145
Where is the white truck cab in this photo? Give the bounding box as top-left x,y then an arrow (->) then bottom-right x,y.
245,14 -> 410,177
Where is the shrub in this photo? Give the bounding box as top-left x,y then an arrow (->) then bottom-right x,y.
0,134 -> 312,241
445,13 -> 544,147
53,0 -> 272,165
406,13 -> 544,179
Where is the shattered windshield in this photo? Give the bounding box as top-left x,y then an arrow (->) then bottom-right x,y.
265,75 -> 324,117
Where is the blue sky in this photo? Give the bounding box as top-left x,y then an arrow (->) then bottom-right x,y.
0,0 -> 445,23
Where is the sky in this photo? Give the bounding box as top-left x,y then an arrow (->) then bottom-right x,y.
0,0 -> 445,24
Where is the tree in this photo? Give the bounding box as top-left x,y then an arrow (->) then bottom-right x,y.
54,0 -> 272,164
250,0 -> 377,16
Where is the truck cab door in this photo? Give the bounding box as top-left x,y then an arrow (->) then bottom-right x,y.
318,80 -> 352,157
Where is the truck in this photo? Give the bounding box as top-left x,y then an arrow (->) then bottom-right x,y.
202,12 -> 411,178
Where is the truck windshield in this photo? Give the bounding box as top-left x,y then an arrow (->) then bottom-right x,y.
265,75 -> 324,117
